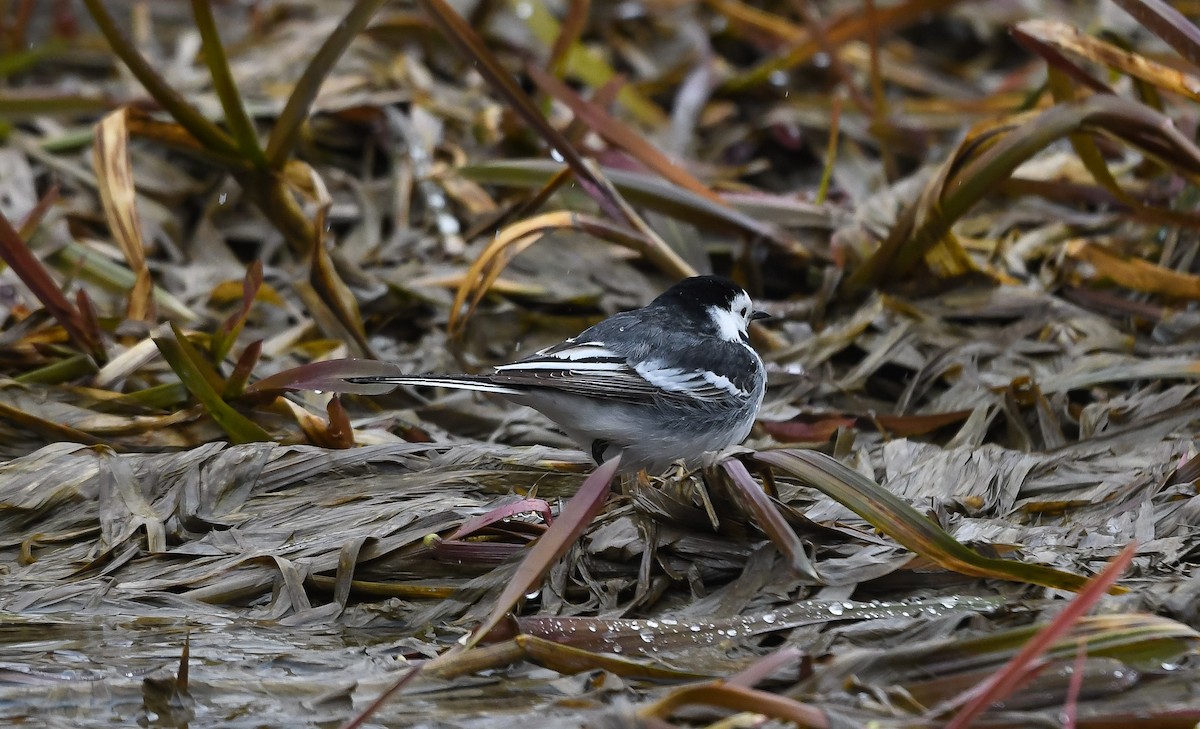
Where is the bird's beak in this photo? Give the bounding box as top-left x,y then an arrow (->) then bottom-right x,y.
751,310 -> 771,321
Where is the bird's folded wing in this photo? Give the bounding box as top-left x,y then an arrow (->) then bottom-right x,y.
494,340 -> 743,403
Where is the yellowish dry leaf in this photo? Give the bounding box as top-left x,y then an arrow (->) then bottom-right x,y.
1017,19 -> 1200,103
208,279 -> 287,308
92,107 -> 155,323
1065,239 -> 1200,299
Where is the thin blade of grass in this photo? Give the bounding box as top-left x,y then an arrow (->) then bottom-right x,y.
0,399 -> 107,446
727,647 -> 807,687
0,211 -> 103,361
212,261 -> 262,362
49,240 -> 196,322
1010,22 -> 1116,95
263,0 -> 388,168
816,96 -> 842,205
525,64 -> 798,252
465,454 -> 621,649
448,210 -> 666,337
244,358 -> 405,396
448,498 -> 553,541
121,106 -> 250,170
514,0 -> 665,126
545,0 -> 589,79
310,218 -> 373,358
154,325 -> 270,444
336,664 -> 423,729
16,182 -> 58,239
721,458 -> 821,582
1014,19 -> 1200,101
221,340 -> 261,400
941,543 -> 1136,729
427,634 -> 704,681
189,0 -> 267,167
525,65 -> 723,207
722,0 -> 964,91
638,683 -> 828,727
1062,640 -> 1088,729
754,449 -> 1117,594
418,0 -> 626,226
80,0 -> 239,157
1111,0 -> 1200,71
461,159 -> 832,244
14,353 -> 98,385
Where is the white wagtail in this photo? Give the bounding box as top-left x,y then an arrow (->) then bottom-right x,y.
346,276 -> 769,472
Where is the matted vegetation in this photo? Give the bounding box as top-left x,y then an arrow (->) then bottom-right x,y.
0,0 -> 1198,727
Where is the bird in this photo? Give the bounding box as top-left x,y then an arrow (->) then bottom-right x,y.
346,275 -> 770,473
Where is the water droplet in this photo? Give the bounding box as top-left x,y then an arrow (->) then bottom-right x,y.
550,148 -> 565,163
769,70 -> 789,87
827,603 -> 844,616
217,192 -> 228,205
514,2 -> 533,19
762,613 -> 777,624
689,625 -> 702,632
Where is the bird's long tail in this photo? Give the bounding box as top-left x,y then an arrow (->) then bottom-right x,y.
343,374 -> 523,396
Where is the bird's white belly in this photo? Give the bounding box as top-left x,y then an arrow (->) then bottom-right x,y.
516,390 -> 759,473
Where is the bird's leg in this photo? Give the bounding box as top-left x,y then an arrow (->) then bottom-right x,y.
616,468 -> 650,496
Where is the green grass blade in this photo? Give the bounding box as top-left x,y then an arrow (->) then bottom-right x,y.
81,0 -> 239,157
755,449 -> 1118,594
190,0 -> 267,167
154,325 -> 270,444
263,0 -> 388,168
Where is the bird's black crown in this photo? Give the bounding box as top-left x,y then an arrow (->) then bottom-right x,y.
650,275 -> 745,312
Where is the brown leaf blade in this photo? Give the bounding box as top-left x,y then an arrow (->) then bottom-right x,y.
245,358 -> 405,396
466,454 -> 621,649
0,210 -> 104,362
722,458 -> 821,581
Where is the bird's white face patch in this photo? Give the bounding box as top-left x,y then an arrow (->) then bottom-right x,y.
708,291 -> 754,343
